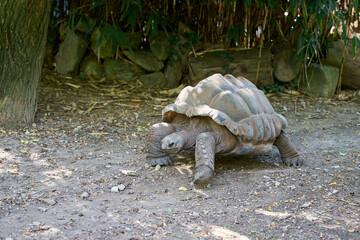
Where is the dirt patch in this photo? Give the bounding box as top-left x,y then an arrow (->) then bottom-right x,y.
1,69 -> 359,240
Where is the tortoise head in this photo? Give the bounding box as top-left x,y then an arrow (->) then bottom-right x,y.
161,132 -> 184,153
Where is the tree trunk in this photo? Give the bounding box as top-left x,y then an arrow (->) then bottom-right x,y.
0,0 -> 50,127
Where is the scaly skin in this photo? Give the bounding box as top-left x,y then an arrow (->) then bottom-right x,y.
274,131 -> 303,166
193,132 -> 216,184
146,122 -> 176,166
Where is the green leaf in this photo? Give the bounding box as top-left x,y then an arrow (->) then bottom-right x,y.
167,208 -> 173,214
20,150 -> 27,154
145,12 -> 154,34
136,0 -> 142,12
342,22 -> 347,44
123,4 -> 140,30
339,152 -> 347,156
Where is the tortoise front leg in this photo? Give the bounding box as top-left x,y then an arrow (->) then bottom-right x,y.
146,123 -> 175,166
193,132 -> 216,184
274,131 -> 303,166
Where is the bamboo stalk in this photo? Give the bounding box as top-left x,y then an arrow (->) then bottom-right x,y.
255,6 -> 268,85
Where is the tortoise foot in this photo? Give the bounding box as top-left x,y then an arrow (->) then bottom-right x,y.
193,165 -> 213,184
148,156 -> 172,166
283,155 -> 303,167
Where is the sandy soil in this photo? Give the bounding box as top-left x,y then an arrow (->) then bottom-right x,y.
0,69 -> 359,240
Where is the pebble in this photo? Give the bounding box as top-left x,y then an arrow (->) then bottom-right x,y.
305,215 -> 318,221
31,222 -> 41,227
38,207 -> 48,212
155,165 -> 161,171
111,186 -> 119,192
80,192 -> 89,199
288,185 -> 296,190
121,170 -> 138,176
300,202 -> 311,208
192,211 -> 200,217
45,199 -> 57,205
111,184 -> 126,193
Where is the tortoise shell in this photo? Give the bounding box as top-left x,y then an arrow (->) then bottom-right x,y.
162,74 -> 287,146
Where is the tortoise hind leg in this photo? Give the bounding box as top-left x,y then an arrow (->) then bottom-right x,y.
274,131 -> 303,166
193,132 -> 216,184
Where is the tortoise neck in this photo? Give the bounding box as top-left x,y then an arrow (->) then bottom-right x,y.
179,117 -> 211,149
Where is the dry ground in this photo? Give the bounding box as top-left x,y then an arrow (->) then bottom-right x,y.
0,69 -> 359,240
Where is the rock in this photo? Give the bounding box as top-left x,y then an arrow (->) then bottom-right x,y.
90,28 -> 115,59
44,198 -> 57,205
55,31 -> 87,75
150,32 -> 173,61
187,48 -> 273,87
31,222 -> 41,227
103,59 -> 144,81
80,55 -> 103,79
123,50 -> 164,72
155,164 -> 161,171
322,40 -> 360,89
192,211 -> 200,217
58,24 -> 68,41
120,170 -> 138,176
75,15 -> 96,33
300,63 -> 339,98
80,192 -> 89,199
300,202 -> 311,208
178,21 -> 193,35
164,36 -> 188,88
38,207 -> 48,212
111,184 -> 126,192
164,58 -> 184,88
124,32 -> 142,50
273,47 -> 300,82
118,184 -> 126,191
139,72 -> 167,88
111,186 -> 119,192
305,215 -> 318,221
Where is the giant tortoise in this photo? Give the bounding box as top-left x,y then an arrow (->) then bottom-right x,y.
146,74 -> 302,184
